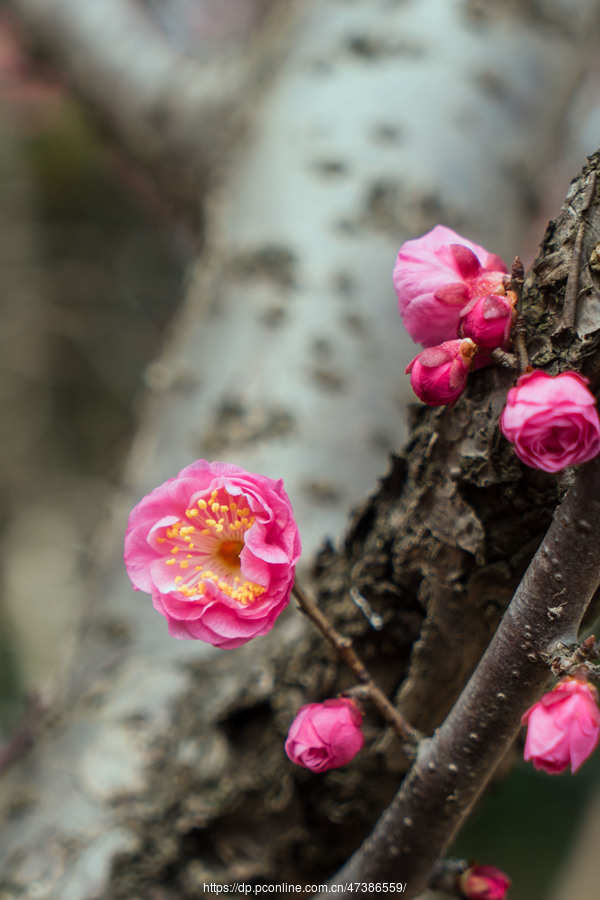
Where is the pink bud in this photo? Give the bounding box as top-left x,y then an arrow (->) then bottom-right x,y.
500,370 -> 600,473
522,678 -> 600,774
405,338 -> 477,407
393,225 -> 508,347
458,291 -> 517,351
459,864 -> 511,900
285,698 -> 365,772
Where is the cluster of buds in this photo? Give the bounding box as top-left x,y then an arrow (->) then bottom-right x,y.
394,225 -> 516,406
395,226 -> 600,472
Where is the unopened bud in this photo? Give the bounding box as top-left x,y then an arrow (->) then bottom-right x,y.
459,864 -> 511,900
405,338 -> 477,406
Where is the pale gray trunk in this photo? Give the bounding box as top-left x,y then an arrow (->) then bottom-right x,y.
1,1 -> 600,898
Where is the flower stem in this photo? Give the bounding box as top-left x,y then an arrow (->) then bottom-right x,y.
489,348 -> 518,369
291,581 -> 422,752
509,256 -> 529,373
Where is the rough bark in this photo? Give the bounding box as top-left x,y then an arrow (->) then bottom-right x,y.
2,2 -> 600,899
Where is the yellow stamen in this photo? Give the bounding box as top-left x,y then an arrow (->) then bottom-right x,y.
164,488 -> 265,607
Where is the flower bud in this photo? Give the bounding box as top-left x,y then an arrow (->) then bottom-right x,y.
393,225 -> 508,347
458,291 -> 517,351
500,370 -> 600,472
285,698 -> 364,772
405,338 -> 477,407
459,864 -> 511,900
521,678 -> 600,774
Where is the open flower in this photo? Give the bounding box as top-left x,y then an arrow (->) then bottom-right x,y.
285,698 -> 365,772
500,370 -> 600,473
124,460 -> 301,649
405,338 -> 477,407
459,864 -> 511,900
522,678 -> 600,774
393,225 -> 508,347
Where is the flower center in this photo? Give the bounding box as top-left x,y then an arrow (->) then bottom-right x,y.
217,540 -> 244,569
157,488 -> 265,606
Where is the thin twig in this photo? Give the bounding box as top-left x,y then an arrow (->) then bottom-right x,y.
509,257 -> 529,373
489,348 -> 518,369
292,582 -> 422,751
556,171 -> 597,333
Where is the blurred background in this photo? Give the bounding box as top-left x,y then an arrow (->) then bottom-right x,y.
1,1 -> 600,898
0,5 -> 192,724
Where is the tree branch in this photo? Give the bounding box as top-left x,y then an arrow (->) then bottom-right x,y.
324,453 -> 600,898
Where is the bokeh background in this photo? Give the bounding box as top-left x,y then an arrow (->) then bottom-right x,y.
1,2 -> 600,898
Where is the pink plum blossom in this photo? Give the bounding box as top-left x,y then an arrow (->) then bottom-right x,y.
500,370 -> 600,473
124,460 -> 301,649
393,225 -> 508,347
458,291 -> 517,351
459,864 -> 512,900
522,678 -> 600,775
285,698 -> 365,772
405,338 -> 477,407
